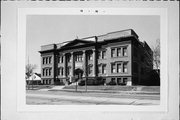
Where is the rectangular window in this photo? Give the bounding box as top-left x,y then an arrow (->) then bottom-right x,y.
111,78 -> 116,83
43,58 -> 45,64
111,48 -> 115,57
117,63 -> 122,73
88,65 -> 93,74
43,69 -> 45,76
46,57 -> 48,64
75,54 -> 83,62
61,56 -> 63,63
67,55 -> 71,63
61,67 -> 64,76
117,78 -> 122,85
117,48 -> 121,57
98,65 -> 101,74
123,47 -> 127,56
123,63 -> 128,73
111,63 -> 116,73
102,64 -> 106,74
123,78 -> 128,84
49,57 -> 52,64
67,67 -> 71,76
88,53 -> 93,60
45,69 -> 48,76
49,68 -> 52,76
59,56 -> 63,63
102,51 -> 106,59
57,68 -> 60,75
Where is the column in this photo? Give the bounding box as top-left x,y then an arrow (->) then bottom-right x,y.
63,53 -> 66,77
82,50 -> 86,77
70,52 -> 75,82
92,49 -> 96,77
121,47 -> 123,56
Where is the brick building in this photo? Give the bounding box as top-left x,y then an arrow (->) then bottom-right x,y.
39,29 -> 153,86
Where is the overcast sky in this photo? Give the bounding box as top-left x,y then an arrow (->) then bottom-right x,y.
26,15 -> 160,73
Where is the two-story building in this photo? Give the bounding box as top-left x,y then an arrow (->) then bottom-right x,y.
39,29 -> 153,86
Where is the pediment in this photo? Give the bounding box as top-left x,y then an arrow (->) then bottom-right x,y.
61,39 -> 94,48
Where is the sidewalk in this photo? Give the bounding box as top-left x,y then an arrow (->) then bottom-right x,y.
49,88 -> 160,95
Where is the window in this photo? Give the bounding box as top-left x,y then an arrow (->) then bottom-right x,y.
123,47 -> 127,56
61,67 -> 64,76
67,66 -> 71,76
88,53 -> 93,60
49,57 -> 52,64
102,51 -> 106,59
43,58 -> 45,64
46,57 -> 48,64
67,55 -> 71,63
98,65 -> 101,74
117,63 -> 122,73
123,63 -> 128,73
58,67 -> 64,76
102,64 -> 106,74
111,63 -> 116,73
111,78 -> 116,83
123,78 -> 128,84
75,54 -> 83,62
57,68 -> 60,75
88,65 -> 93,74
117,48 -> 121,57
43,69 -> 45,76
111,48 -> 115,57
58,56 -> 63,63
49,68 -> 52,76
117,78 -> 122,85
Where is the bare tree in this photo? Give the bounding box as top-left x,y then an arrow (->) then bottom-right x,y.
26,64 -> 37,89
152,39 -> 160,72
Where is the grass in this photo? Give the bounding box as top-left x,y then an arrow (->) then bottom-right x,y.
26,85 -> 54,90
63,85 -> 160,92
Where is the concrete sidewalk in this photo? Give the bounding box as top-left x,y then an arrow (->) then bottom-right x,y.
49,88 -> 160,95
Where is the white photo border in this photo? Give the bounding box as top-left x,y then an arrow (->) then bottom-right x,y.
17,8 -> 168,112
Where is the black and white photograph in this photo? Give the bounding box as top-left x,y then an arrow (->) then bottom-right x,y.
2,2 -> 179,120
25,15 -> 161,105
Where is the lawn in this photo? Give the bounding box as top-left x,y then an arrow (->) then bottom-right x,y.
63,85 -> 160,92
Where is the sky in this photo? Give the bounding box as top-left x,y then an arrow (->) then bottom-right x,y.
26,15 -> 160,73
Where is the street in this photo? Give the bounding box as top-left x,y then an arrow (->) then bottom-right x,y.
26,90 -> 160,105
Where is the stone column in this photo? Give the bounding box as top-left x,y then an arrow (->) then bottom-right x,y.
63,53 -> 66,77
70,52 -> 75,82
82,50 -> 86,77
92,49 -> 96,77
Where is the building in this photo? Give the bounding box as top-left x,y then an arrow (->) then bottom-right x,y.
39,29 -> 153,86
26,73 -> 42,85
